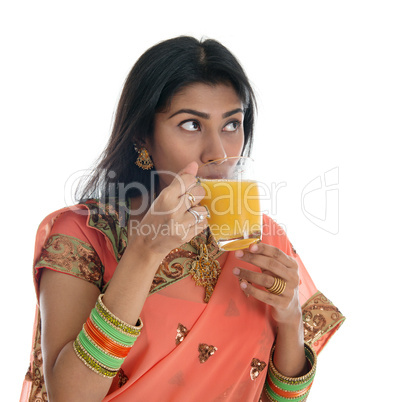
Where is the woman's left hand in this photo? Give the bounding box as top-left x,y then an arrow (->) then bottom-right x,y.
233,242 -> 302,326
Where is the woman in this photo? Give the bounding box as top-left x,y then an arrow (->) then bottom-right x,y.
21,36 -> 345,401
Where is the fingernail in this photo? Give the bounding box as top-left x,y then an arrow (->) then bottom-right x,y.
240,281 -> 247,290
250,244 -> 258,252
235,250 -> 244,258
233,267 -> 240,275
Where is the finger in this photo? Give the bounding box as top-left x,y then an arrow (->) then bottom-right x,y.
168,164 -> 205,209
233,267 -> 281,289
184,206 -> 210,227
180,185 -> 206,209
234,253 -> 291,280
168,162 -> 198,194
179,213 -> 209,242
236,243 -> 297,269
178,161 -> 199,177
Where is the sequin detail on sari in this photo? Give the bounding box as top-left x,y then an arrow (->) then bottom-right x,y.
198,344 -> 218,363
250,358 -> 267,380
24,311 -> 47,401
302,291 -> 346,349
117,368 -> 129,388
176,323 -> 189,345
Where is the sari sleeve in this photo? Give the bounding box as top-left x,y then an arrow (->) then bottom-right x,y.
33,208 -> 105,295
21,207 -> 106,402
262,215 -> 346,354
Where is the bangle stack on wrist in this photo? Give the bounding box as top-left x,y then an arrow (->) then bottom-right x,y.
264,343 -> 317,401
73,294 -> 143,378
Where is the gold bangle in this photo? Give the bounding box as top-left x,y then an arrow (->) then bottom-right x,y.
96,294 -> 143,336
73,338 -> 118,378
269,342 -> 317,385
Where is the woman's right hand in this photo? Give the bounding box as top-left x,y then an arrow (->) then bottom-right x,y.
134,161 -> 209,255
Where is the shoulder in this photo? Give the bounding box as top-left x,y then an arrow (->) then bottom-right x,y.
35,198 -> 129,261
37,198 -> 125,239
33,200 -> 100,264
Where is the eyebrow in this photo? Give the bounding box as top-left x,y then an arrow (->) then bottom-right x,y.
168,108 -> 244,119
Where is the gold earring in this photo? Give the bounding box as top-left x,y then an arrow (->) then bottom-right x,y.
134,145 -> 154,170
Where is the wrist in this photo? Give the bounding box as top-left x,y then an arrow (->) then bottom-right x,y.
273,312 -> 306,378
126,235 -> 167,266
275,310 -> 303,336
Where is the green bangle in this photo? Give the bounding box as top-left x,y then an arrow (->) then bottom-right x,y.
264,387 -> 310,402
269,343 -> 317,385
73,296 -> 144,379
264,343 -> 317,401
91,308 -> 137,346
268,344 -> 316,391
78,329 -> 124,370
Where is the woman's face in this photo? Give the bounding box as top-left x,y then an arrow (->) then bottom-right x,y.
147,82 -> 245,190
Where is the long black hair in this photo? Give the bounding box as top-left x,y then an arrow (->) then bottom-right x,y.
77,36 -> 257,201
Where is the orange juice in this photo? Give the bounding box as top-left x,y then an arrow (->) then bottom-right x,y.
200,179 -> 262,251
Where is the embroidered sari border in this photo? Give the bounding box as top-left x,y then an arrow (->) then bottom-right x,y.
301,291 -> 345,351
34,233 -> 104,290
84,199 -> 129,262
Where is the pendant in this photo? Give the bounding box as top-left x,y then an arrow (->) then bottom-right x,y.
188,244 -> 221,303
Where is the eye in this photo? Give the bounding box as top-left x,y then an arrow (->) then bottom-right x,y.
180,120 -> 201,132
223,120 -> 241,132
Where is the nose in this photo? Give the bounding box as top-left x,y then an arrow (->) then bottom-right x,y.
200,132 -> 227,164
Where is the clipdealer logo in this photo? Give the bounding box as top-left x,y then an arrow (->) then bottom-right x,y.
301,167 -> 339,235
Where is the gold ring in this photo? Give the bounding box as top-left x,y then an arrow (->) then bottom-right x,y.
185,191 -> 196,206
266,277 -> 286,295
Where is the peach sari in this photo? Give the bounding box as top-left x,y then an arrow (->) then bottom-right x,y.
21,200 -> 345,401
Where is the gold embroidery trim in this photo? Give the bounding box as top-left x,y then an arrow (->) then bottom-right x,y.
24,309 -> 47,401
302,291 -> 346,346
35,234 -> 104,289
84,199 -> 129,261
150,228 -> 223,300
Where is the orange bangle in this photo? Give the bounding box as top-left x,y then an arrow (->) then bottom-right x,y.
266,374 -> 313,399
85,318 -> 132,359
85,319 -> 131,358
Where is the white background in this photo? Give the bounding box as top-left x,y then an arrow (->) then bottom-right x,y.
1,1 -> 401,400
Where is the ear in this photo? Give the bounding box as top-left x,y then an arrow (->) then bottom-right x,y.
143,138 -> 153,154
133,138 -> 152,154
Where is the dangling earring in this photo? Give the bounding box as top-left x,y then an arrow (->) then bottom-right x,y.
134,145 -> 154,170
